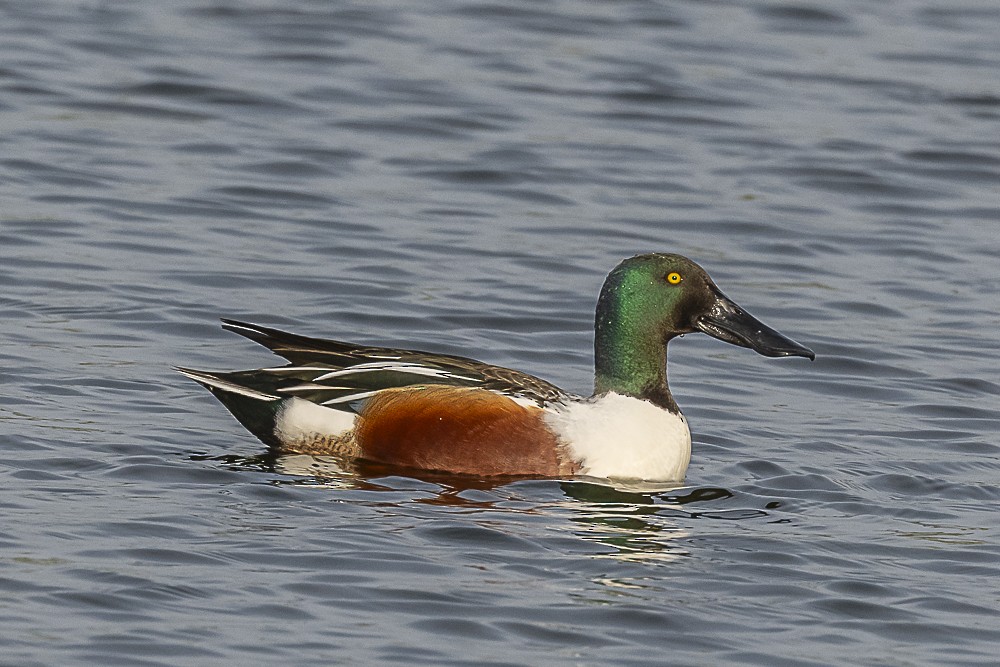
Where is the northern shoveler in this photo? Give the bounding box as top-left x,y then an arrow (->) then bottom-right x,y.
178,253 -> 814,481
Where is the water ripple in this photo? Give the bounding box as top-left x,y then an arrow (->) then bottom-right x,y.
4,0 -> 1000,665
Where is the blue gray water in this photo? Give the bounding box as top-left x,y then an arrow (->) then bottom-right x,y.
3,1 -> 1000,664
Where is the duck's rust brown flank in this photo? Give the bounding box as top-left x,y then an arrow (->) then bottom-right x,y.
355,386 -> 577,476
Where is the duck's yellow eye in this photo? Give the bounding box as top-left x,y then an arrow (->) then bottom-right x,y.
666,272 -> 682,285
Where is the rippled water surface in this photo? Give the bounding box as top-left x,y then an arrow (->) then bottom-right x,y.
3,1 -> 1000,664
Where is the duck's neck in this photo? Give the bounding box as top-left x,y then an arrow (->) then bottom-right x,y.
593,301 -> 679,414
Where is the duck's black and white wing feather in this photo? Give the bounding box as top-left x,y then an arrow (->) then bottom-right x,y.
213,319 -> 571,407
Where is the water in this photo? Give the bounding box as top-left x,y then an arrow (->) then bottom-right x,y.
3,0 -> 999,664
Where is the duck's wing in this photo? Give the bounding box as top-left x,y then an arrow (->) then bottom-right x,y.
216,319 -> 571,407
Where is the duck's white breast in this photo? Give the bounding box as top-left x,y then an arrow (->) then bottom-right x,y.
543,392 -> 691,481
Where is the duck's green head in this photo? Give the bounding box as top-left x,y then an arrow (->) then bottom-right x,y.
594,253 -> 813,409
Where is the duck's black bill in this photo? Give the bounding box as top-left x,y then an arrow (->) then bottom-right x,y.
695,290 -> 815,360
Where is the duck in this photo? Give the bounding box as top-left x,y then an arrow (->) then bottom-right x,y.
178,253 -> 813,481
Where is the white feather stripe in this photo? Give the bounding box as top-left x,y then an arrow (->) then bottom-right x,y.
175,368 -> 278,402
312,363 -> 477,382
320,390 -> 380,406
277,382 -> 353,393
261,366 -> 340,373
222,322 -> 264,335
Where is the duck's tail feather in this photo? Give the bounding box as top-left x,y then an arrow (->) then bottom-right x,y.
175,367 -> 283,447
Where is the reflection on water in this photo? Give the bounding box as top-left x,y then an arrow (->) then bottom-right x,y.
896,522 -> 989,546
193,450 -> 774,565
566,505 -> 693,564
559,481 -> 769,564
